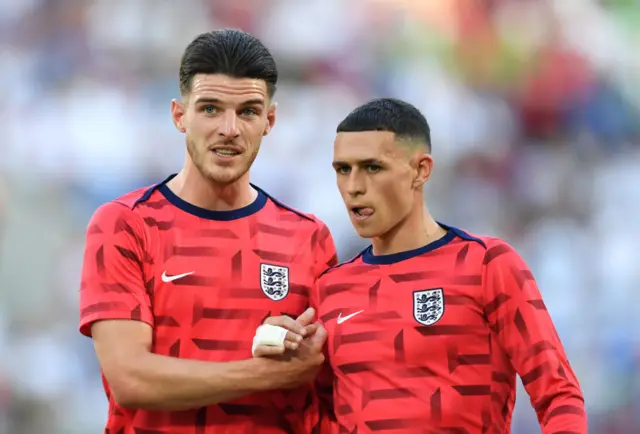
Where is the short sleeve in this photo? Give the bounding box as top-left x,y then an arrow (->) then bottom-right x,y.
78,202 -> 154,337
309,220 -> 338,430
313,221 -> 338,278
309,220 -> 338,311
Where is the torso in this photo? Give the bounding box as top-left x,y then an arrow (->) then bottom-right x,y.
107,181 -> 327,433
317,228 -> 515,433
144,203 -> 315,362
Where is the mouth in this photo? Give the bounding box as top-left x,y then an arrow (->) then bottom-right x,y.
350,206 -> 375,221
210,146 -> 243,159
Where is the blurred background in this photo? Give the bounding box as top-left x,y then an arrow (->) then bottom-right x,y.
1,0 -> 639,432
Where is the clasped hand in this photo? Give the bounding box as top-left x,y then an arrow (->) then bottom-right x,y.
251,307 -> 327,388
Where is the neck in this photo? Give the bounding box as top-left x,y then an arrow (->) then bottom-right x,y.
371,203 -> 446,256
167,164 -> 257,212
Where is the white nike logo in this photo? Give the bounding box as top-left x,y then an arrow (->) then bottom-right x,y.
336,310 -> 364,324
161,271 -> 194,283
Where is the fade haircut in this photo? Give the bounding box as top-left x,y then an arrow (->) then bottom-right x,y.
337,98 -> 431,152
179,29 -> 278,98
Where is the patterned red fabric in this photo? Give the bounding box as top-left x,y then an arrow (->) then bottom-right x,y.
79,177 -> 337,434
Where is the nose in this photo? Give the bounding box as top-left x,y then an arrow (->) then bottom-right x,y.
345,172 -> 365,197
219,110 -> 240,139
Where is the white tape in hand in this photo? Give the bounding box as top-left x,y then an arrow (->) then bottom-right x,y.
251,324 -> 288,356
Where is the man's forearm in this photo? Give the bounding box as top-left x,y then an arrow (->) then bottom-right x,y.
112,353 -> 280,411
538,393 -> 587,433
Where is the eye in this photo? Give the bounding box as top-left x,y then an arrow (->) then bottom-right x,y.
241,107 -> 258,116
335,166 -> 351,174
366,164 -> 381,173
203,105 -> 217,114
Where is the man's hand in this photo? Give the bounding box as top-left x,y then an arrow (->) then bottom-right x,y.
250,307 -> 328,389
275,321 -> 328,389
253,307 -> 318,356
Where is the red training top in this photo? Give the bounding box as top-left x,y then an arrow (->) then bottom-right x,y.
79,174 -> 338,434
315,225 -> 586,433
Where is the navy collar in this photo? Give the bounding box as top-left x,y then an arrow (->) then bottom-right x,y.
360,223 -> 485,265
361,229 -> 457,265
157,174 -> 268,221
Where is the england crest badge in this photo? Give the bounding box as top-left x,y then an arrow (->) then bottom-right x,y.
260,264 -> 289,301
413,288 -> 444,326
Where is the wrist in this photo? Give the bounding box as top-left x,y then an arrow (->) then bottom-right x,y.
242,357 -> 285,391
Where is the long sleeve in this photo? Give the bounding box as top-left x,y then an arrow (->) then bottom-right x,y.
483,241 -> 587,433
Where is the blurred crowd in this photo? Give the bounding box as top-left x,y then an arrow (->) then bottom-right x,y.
1,0 -> 639,432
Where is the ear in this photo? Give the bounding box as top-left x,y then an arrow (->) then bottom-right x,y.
412,153 -> 433,188
171,98 -> 186,133
263,102 -> 277,136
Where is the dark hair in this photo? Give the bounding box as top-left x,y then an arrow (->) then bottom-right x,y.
179,29 -> 278,97
337,98 -> 431,151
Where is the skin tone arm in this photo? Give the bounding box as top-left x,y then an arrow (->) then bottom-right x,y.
92,316 -> 324,411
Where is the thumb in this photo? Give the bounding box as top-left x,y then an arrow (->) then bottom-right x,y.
296,307 -> 316,327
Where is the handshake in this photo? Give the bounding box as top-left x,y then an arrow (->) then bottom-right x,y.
251,307 -> 328,389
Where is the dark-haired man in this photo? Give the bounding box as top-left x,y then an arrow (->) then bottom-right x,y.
78,29 -> 337,433
313,98 -> 587,432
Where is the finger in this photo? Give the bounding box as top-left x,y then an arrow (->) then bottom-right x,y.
302,323 -> 318,337
281,325 -> 317,350
283,339 -> 299,351
264,315 -> 306,336
252,344 -> 286,358
308,323 -> 328,349
296,307 -> 316,328
283,330 -> 303,347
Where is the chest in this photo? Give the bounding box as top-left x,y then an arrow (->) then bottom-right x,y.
145,223 -> 316,328
319,265 -> 490,371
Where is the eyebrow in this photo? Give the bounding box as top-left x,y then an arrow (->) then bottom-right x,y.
332,159 -> 383,167
194,97 -> 265,106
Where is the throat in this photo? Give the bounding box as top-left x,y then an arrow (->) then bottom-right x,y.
167,170 -> 257,211
372,216 -> 446,256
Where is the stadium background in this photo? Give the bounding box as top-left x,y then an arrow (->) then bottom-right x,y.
1,0 -> 639,432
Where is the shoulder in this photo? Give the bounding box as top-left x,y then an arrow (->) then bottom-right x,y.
480,238 -> 532,280
480,237 -> 521,264
456,230 -> 527,270
256,184 -> 332,235
318,249 -> 366,282
444,224 -> 488,251
86,185 -> 156,238
437,224 -> 530,270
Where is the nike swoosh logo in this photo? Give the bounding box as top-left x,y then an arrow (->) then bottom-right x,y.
337,310 -> 364,324
161,271 -> 194,283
